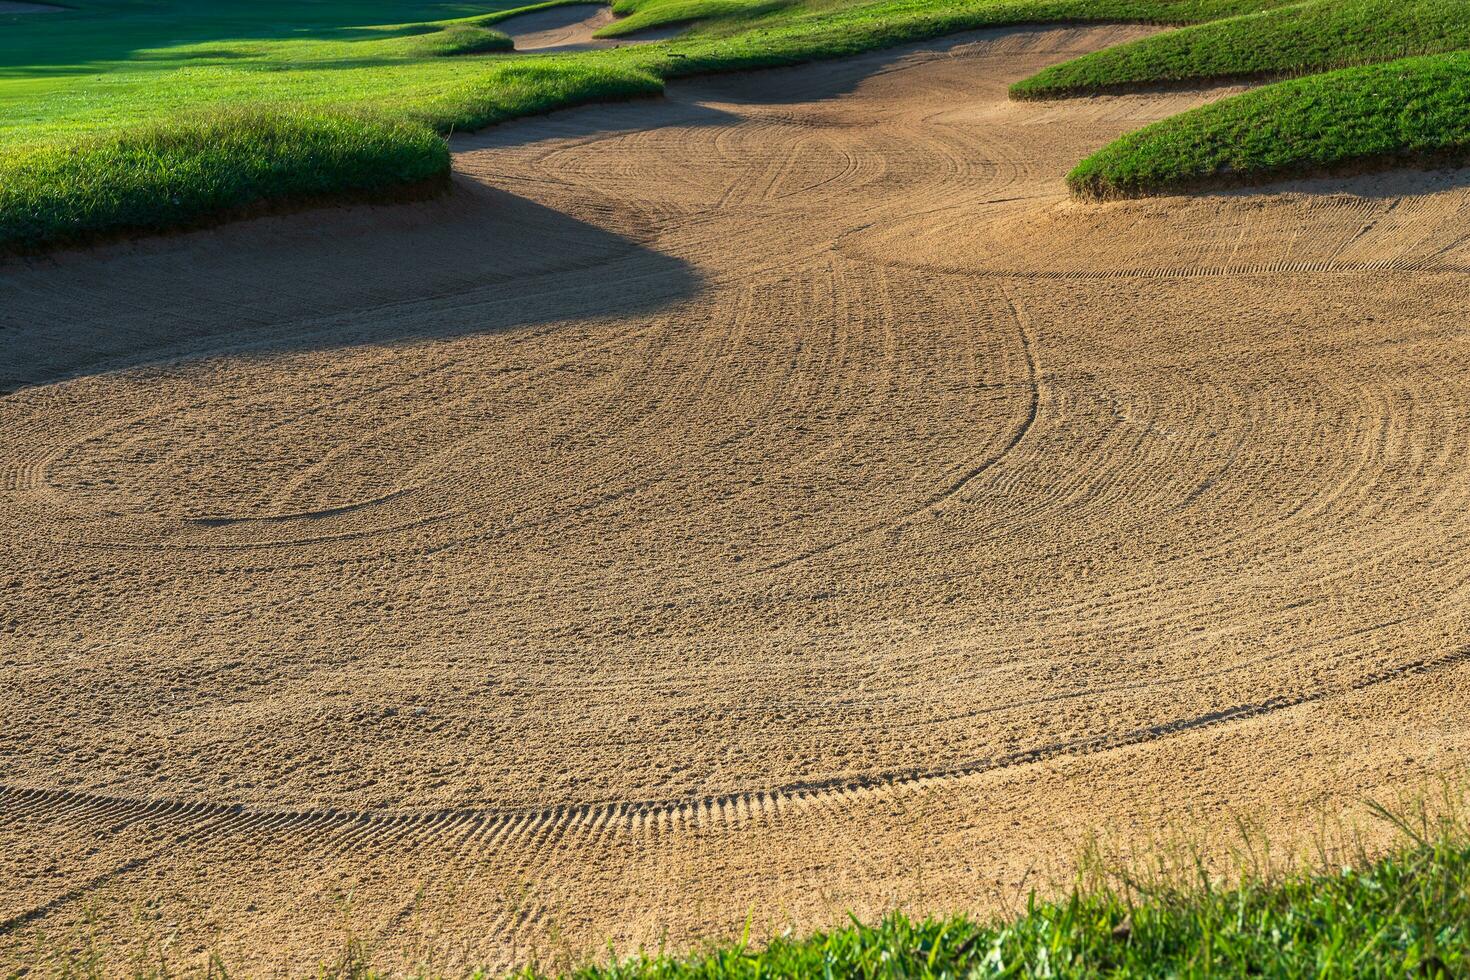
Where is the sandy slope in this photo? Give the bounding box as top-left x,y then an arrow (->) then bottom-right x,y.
502,4 -> 616,49
497,4 -> 684,51
4,23 -> 1470,973
500,5 -> 619,51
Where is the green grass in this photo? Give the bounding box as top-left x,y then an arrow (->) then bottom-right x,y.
1068,50 -> 1470,198
0,0 -> 1300,249
0,108 -> 449,251
0,0 -> 1291,143
32,801 -> 1469,977
529,805 -> 1470,979
1012,0 -> 1470,98
1000,0 -> 1470,197
6,0 -> 1470,246
592,0 -> 1298,47
595,0 -> 797,40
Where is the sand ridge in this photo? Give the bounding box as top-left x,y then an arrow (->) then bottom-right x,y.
3,23 -> 1470,973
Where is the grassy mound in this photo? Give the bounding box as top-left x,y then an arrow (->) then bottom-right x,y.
1002,0 -> 1470,198
398,23 -> 516,55
0,109 -> 449,251
414,59 -> 665,134
1012,0 -> 1470,98
535,811 -> 1468,979
595,0 -> 797,40
6,0 -> 1470,243
1068,51 -> 1470,199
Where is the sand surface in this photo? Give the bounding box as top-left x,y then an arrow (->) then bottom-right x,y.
499,4 -> 678,51
4,23 -> 1470,973
499,4 -> 617,50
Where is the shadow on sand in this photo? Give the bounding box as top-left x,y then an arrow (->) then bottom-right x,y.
0,178 -> 702,392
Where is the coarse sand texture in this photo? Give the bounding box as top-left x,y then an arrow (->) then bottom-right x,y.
4,24 -> 1470,974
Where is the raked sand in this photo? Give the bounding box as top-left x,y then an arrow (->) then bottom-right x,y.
4,24 -> 1470,974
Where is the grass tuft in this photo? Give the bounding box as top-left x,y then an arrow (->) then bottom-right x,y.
412,24 -> 517,56
418,58 -> 667,133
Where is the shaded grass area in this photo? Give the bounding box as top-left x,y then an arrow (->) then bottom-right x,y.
1068,50 -> 1470,199
9,0 -> 1470,245
1013,0 -> 1470,98
0,0 -> 526,75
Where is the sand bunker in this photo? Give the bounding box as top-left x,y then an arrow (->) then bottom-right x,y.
4,22 -> 1470,975
499,3 -> 680,51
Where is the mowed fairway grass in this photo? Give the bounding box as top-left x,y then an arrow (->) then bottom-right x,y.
4,0 -> 1470,239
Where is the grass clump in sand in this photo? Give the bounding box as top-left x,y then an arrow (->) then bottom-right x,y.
1012,0 -> 1470,98
1067,50 -> 1470,199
